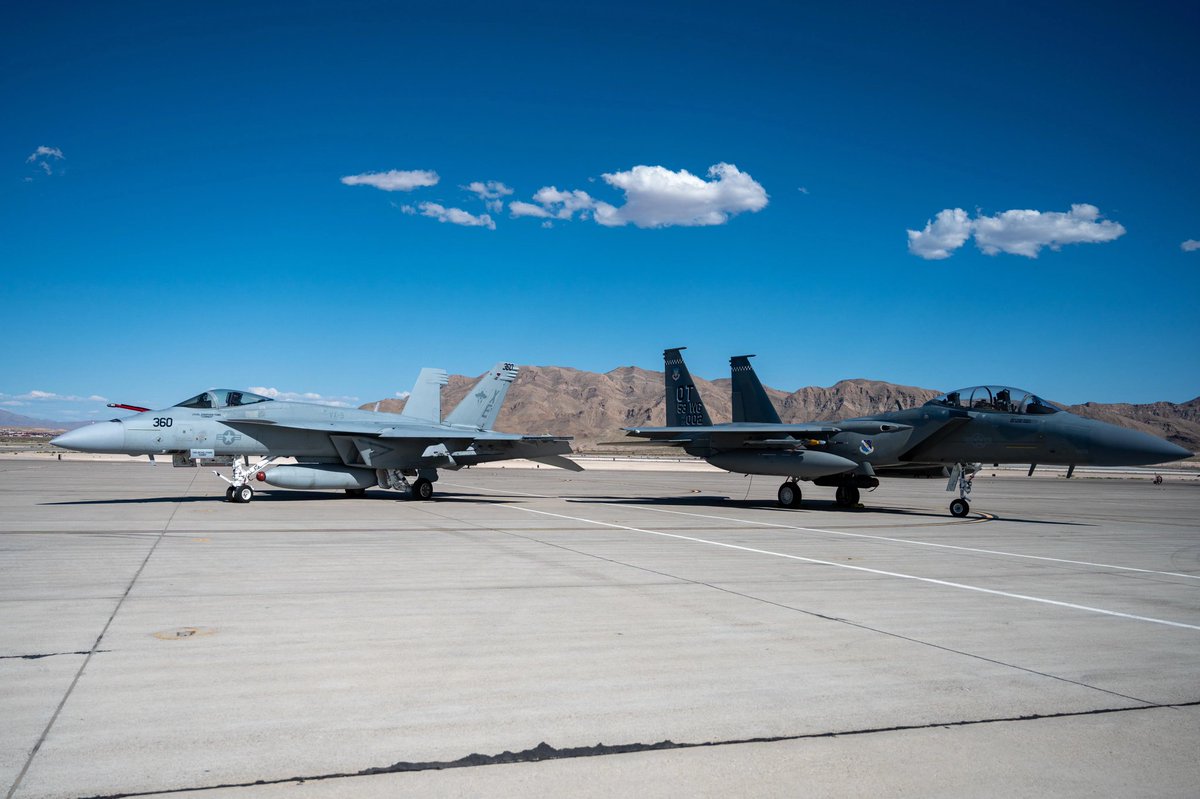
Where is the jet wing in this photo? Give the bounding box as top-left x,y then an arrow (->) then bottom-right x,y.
622,423 -> 843,448
624,424 -> 842,437
450,434 -> 582,471
226,416 -> 476,444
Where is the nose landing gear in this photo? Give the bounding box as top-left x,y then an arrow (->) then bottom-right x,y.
218,456 -> 279,503
947,463 -> 977,517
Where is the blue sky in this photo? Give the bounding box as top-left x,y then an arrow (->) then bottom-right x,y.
3,1 -> 1198,421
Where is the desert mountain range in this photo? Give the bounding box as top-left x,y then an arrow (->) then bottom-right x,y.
366,366 -> 1200,455
0,409 -> 88,431
8,367 -> 1195,456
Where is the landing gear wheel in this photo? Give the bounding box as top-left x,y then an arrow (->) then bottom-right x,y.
234,485 -> 254,504
835,485 -> 861,507
344,488 -> 367,498
777,482 -> 802,509
950,498 -> 970,518
411,478 -> 434,501
226,486 -> 235,501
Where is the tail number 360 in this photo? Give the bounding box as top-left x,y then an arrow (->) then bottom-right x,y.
153,417 -> 173,428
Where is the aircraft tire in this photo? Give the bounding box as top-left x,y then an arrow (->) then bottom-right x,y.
777,482 -> 801,509
226,486 -> 235,502
836,485 -> 861,507
234,485 -> 254,504
950,498 -> 969,518
411,478 -> 434,501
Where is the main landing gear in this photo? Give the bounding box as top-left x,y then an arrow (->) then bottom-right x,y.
777,481 -> 802,508
834,485 -> 861,508
380,469 -> 437,501
777,481 -> 862,510
411,477 -> 434,501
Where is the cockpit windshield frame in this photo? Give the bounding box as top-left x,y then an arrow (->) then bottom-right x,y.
925,386 -> 1061,415
173,390 -> 274,409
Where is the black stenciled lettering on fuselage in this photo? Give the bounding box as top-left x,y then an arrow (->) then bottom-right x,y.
152,417 -> 173,428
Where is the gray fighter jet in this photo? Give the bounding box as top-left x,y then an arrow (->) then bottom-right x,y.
623,348 -> 1191,516
52,362 -> 580,503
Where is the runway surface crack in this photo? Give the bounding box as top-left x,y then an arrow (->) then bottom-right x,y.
0,650 -> 109,661
72,700 -> 1200,799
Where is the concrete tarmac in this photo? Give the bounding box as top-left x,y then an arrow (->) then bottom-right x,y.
1,459 -> 1198,798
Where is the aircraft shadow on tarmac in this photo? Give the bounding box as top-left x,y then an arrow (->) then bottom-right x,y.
43,491 -> 521,506
564,496 -> 1094,526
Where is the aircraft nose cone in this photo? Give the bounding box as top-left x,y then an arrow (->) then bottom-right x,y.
51,421 -> 126,453
1093,425 -> 1192,466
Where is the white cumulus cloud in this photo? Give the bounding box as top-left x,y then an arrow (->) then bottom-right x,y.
463,180 -> 513,212
907,208 -> 972,260
1181,239 -> 1200,252
596,163 -> 768,228
248,387 -> 359,407
509,199 -> 554,219
908,204 -> 1126,260
340,169 -> 439,192
26,146 -> 64,162
972,204 -> 1125,257
25,145 -> 65,177
510,187 -> 609,222
411,202 -> 495,230
509,163 -> 767,229
8,390 -> 106,402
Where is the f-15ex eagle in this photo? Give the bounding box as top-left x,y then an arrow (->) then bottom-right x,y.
622,348 -> 1191,517
51,362 -> 580,503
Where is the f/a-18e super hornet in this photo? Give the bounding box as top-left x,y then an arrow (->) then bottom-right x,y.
622,348 -> 1191,516
52,363 -> 580,503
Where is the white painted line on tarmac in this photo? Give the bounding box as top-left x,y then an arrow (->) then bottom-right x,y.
443,481 -> 1200,582
624,505 -> 1200,582
503,504 -> 1200,632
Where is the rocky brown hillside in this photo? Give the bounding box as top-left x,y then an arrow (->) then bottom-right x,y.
364,366 -> 1199,455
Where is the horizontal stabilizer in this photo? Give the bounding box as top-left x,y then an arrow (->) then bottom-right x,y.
527,454 -> 584,472
448,435 -> 575,469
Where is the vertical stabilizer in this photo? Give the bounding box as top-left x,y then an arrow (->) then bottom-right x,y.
730,355 -> 781,424
400,368 -> 450,423
664,348 -> 712,427
445,362 -> 519,430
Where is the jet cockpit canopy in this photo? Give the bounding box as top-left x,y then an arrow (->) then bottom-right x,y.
173,389 -> 275,409
926,386 -> 1061,415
